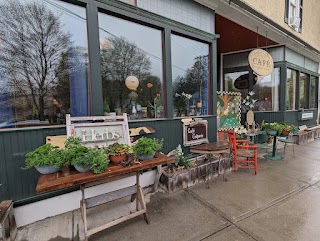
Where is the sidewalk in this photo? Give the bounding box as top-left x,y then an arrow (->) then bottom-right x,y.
16,139 -> 320,241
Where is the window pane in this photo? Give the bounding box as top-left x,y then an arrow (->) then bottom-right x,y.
171,35 -> 209,117
252,68 -> 280,112
286,69 -> 297,110
0,0 -> 89,128
224,71 -> 249,112
299,73 -> 308,109
98,13 -> 163,120
310,76 -> 318,109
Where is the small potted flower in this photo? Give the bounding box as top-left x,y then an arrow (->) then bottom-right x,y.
134,137 -> 163,161
279,122 -> 296,136
23,144 -> 65,174
105,142 -> 133,164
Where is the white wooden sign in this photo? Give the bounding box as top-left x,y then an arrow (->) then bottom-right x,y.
66,114 -> 130,148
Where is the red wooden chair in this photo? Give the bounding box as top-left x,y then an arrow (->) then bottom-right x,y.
227,129 -> 258,175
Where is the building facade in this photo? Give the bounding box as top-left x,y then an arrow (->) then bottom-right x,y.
0,0 -> 319,226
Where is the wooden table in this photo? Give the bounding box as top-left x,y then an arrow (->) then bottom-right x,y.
36,152 -> 172,241
190,141 -> 230,187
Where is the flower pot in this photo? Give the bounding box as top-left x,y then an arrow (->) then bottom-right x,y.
74,164 -> 91,173
266,130 -> 277,136
282,130 -> 290,136
35,165 -> 61,174
109,153 -> 127,164
138,152 -> 155,161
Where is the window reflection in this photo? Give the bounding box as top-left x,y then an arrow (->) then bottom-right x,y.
252,68 -> 280,112
171,34 -> 209,117
98,13 -> 163,120
286,69 -> 297,110
310,76 -> 318,109
299,73 -> 308,109
224,71 -> 249,112
0,0 -> 89,128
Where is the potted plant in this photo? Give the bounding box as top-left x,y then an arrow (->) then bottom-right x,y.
23,144 -> 65,174
279,122 -> 296,136
78,148 -> 109,174
261,122 -> 283,135
105,142 -> 133,165
134,137 -> 163,161
63,137 -> 89,172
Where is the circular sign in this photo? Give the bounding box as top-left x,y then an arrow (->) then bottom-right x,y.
248,49 -> 274,76
125,76 -> 139,90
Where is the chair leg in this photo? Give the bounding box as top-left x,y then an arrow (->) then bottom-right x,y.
283,142 -> 286,154
292,143 -> 295,156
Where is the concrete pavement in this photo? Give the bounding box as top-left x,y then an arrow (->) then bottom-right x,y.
16,139 -> 320,241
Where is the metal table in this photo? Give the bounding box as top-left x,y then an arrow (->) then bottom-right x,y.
190,141 -> 230,188
264,134 -> 284,160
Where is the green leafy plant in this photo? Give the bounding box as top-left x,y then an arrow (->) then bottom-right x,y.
64,145 -> 89,166
174,153 -> 193,169
65,136 -> 82,149
279,122 -> 296,132
24,144 -> 65,169
82,148 -> 109,174
105,143 -> 133,156
261,122 -> 283,135
134,137 -> 163,156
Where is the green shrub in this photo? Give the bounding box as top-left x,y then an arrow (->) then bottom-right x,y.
24,144 -> 65,169
134,137 -> 163,156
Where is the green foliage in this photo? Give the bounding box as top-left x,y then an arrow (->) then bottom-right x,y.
134,137 -> 163,156
279,122 -> 296,132
64,145 -> 89,166
24,144 -> 65,169
65,136 -> 82,149
105,143 -> 132,156
261,122 -> 284,135
82,149 -> 109,174
174,153 -> 193,169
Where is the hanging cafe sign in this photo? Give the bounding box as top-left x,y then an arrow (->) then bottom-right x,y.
248,49 -> 274,76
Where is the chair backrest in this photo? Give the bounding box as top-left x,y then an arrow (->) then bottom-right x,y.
227,129 -> 237,155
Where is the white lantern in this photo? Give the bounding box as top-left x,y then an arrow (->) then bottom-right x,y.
125,76 -> 139,91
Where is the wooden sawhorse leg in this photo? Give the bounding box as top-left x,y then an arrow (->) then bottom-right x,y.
80,171 -> 150,240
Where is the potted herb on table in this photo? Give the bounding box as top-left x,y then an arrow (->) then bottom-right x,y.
134,137 -> 163,161
105,143 -> 133,165
261,122 -> 283,136
279,122 -> 297,136
23,144 -> 66,174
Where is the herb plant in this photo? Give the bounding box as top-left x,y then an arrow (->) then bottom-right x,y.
65,136 -> 82,149
82,148 -> 109,174
105,143 -> 132,156
24,144 -> 65,169
174,153 -> 193,169
134,137 -> 163,156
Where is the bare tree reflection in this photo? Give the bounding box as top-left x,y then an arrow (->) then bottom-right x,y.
0,1 -> 70,121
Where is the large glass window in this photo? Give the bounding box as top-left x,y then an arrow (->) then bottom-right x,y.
224,71 -> 249,112
171,34 -> 209,117
252,68 -> 280,112
286,69 -> 297,110
299,72 -> 308,109
310,76 -> 318,109
98,13 -> 163,120
0,0 -> 89,128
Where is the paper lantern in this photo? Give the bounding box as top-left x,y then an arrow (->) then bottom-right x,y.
125,76 -> 139,90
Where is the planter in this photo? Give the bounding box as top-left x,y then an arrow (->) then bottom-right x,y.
138,152 -> 155,161
281,130 -> 290,136
35,165 -> 61,174
266,130 -> 277,136
159,156 -> 231,193
74,164 -> 91,173
109,153 -> 127,164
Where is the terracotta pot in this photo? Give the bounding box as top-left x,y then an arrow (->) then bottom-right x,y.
109,153 -> 127,164
282,130 -> 290,136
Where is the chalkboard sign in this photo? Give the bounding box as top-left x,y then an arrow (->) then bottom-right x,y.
183,120 -> 208,146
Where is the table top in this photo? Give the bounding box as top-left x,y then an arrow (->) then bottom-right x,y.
36,152 -> 172,193
189,141 -> 229,152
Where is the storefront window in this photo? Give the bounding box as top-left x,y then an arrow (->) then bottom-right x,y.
224,71 -> 249,112
98,13 -> 163,120
286,69 -> 297,110
252,68 -> 280,112
0,0 -> 89,128
299,72 -> 308,109
171,34 -> 209,117
310,76 -> 318,109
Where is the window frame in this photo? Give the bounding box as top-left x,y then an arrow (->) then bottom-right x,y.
285,0 -> 303,32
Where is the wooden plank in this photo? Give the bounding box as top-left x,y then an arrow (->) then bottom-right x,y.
85,185 -> 137,209
36,152 -> 172,193
46,136 -> 67,148
86,209 -> 146,237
